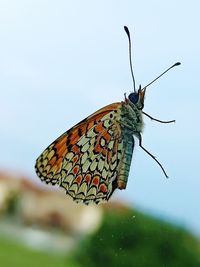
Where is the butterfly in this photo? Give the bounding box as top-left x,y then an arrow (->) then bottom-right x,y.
35,26 -> 180,205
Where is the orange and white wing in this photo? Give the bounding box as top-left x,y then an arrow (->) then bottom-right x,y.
35,102 -> 125,204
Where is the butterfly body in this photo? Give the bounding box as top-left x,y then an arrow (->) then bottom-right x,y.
35,91 -> 145,204
117,97 -> 144,189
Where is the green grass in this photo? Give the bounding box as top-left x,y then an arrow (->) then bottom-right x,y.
0,237 -> 80,267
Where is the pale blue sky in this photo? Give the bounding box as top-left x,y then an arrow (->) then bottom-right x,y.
0,0 -> 200,235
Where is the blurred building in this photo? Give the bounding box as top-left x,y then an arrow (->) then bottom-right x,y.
0,171 -> 102,235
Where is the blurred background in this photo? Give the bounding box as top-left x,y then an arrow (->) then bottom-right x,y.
0,0 -> 200,266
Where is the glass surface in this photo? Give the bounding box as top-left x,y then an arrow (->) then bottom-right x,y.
0,1 -> 200,266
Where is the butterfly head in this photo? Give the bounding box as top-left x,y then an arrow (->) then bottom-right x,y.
128,85 -> 146,110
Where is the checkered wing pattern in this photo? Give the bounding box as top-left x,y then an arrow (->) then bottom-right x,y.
35,103 -> 125,204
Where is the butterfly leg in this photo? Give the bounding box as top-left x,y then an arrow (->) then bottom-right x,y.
135,132 -> 168,178
142,111 -> 175,124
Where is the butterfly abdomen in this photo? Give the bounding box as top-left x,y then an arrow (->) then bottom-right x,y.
116,135 -> 134,190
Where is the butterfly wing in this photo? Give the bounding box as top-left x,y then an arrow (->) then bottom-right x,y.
35,102 -> 133,204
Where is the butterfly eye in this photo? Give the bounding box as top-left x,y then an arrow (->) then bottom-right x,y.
128,92 -> 139,104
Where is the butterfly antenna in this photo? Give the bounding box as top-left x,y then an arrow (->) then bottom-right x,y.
124,26 -> 136,93
143,62 -> 181,89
